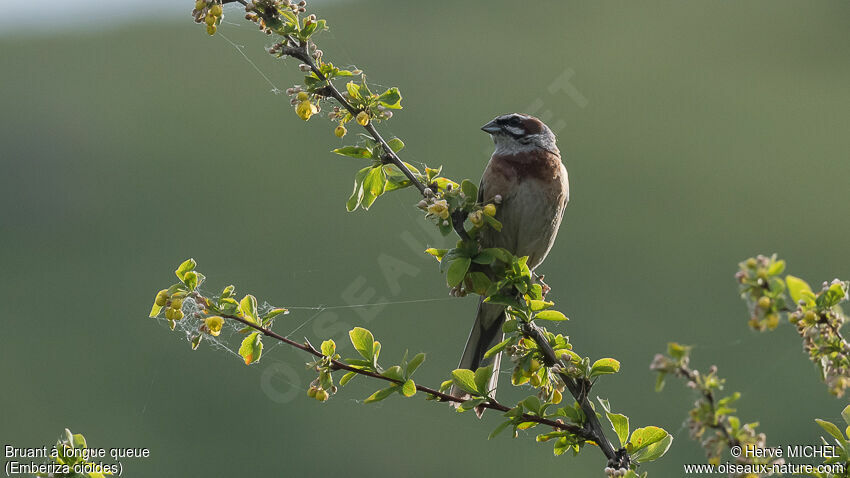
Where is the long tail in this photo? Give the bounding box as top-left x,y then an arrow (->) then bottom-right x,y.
451,298 -> 506,417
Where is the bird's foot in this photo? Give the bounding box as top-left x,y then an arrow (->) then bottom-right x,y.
535,274 -> 551,297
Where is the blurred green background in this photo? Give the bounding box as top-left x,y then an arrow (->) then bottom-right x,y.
2,0 -> 850,476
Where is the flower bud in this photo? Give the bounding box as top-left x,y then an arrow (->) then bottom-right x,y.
296,91 -> 309,101
315,389 -> 329,401
334,124 -> 347,138
483,203 -> 496,216
205,13 -> 216,25
757,296 -> 771,310
493,194 -> 502,204
171,298 -> 184,310
195,0 -> 207,9
356,111 -> 370,126
206,24 -> 217,35
307,386 -> 318,398
468,210 -> 484,226
210,3 -> 223,16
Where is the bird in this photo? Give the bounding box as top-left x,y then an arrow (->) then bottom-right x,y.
451,113 -> 570,416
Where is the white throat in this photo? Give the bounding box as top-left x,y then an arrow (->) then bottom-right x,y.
491,133 -> 559,156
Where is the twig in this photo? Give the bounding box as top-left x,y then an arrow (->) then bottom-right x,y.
676,365 -> 739,448
194,294 -> 590,438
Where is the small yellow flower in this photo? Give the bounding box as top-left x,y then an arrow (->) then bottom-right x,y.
334,124 -> 347,138
296,100 -> 318,120
468,210 -> 484,226
205,13 -> 216,26
209,3 -> 223,16
483,203 -> 496,217
205,316 -> 224,337
195,0 -> 206,10
206,24 -> 217,35
296,91 -> 309,101
170,298 -> 184,310
356,111 -> 370,126
757,296 -> 771,310
427,199 -> 449,220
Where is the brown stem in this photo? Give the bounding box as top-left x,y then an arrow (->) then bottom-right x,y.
201,295 -> 588,438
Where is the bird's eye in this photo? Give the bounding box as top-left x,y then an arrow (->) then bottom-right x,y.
508,116 -> 521,125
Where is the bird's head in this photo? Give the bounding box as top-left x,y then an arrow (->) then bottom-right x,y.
481,113 -> 558,156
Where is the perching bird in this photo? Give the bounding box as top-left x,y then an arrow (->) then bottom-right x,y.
452,113 -> 569,416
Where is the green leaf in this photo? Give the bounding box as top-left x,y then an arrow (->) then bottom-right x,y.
349,327 -> 375,360
529,300 -> 554,311
175,258 -> 196,281
534,310 -> 569,321
239,294 -> 259,325
321,339 -> 336,356
402,379 -> 417,397
607,413 -> 630,448
183,270 -> 200,290
382,365 -> 404,381
364,386 -> 397,403
488,421 -> 512,440
377,87 -> 402,109
467,272 -> 491,295
767,259 -> 786,275
425,248 -> 449,262
451,369 -> 480,395
345,81 -> 362,102
339,371 -> 357,386
361,167 -> 386,210
590,358 -> 621,378
262,308 -> 289,324
816,419 -> 846,443
631,433 -> 673,463
460,179 -> 478,200
786,275 -> 813,304
149,303 -> 163,318
406,352 -> 425,376
446,257 -> 471,287
667,342 -> 691,362
332,146 -> 373,158
239,332 -> 263,365
474,365 -> 494,395
386,137 -> 405,153
522,396 -> 542,414
841,405 -> 850,427
346,167 -> 371,212
482,248 -> 514,263
484,338 -> 512,359
628,426 -> 669,453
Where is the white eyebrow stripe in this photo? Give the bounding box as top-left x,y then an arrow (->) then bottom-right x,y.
505,125 -> 525,137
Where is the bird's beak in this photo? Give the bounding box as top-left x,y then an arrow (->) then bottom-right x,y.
481,119 -> 501,134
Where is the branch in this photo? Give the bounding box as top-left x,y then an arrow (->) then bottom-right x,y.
675,365 -> 739,449
189,291 -> 590,438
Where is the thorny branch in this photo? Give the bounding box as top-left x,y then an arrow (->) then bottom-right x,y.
190,292 -> 590,438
